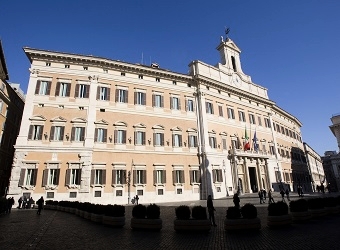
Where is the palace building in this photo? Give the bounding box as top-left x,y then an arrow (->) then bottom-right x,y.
8,35 -> 310,204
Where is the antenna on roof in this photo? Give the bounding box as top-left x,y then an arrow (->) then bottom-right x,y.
141,52 -> 143,65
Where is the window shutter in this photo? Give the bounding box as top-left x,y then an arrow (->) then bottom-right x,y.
46,81 -> 51,95
42,169 -> 48,186
205,102 -> 209,113
103,129 -> 107,143
134,131 -> 137,145
178,98 -> 181,110
18,169 -> 26,186
80,127 -> 85,141
94,128 -> 98,142
106,88 -> 110,101
35,80 -> 41,94
194,135 -> 197,147
102,170 -> 106,185
179,135 -> 182,147
172,171 -> 176,184
190,170 -> 193,184
55,82 -> 60,96
197,170 -> 201,183
96,86 -> 100,100
170,97 -> 173,109
153,133 -> 156,146
142,170 -> 146,184
142,132 -> 145,145
60,127 -> 65,141
50,126 -> 55,141
85,85 -> 90,98
66,83 -> 71,97
115,89 -> 118,102
122,130 -> 126,144
212,170 -> 216,183
32,169 -> 38,185
153,170 -> 157,185
180,170 -> 184,183
28,125 -> 33,140
160,133 -> 164,146
75,84 -> 79,98
90,170 -> 95,185
152,94 -> 155,107
65,169 -> 71,185
219,170 -> 223,182
162,170 -> 166,184
77,170 -> 82,185
123,170 -> 127,184
193,100 -> 196,112
38,126 -> 44,140
55,169 -> 60,185
172,134 -> 174,147
134,92 -> 137,104
161,95 -> 164,108
124,90 -> 128,103
112,170 -> 116,184
114,130 -> 117,143
185,99 -> 188,111
133,170 -> 136,184
142,93 -> 146,105
71,127 -> 75,141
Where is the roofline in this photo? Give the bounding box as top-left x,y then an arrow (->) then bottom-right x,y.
0,40 -> 9,80
271,105 -> 302,127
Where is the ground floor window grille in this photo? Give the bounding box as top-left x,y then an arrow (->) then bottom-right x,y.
177,188 -> 183,194
46,192 -> 54,199
94,191 -> 101,197
116,190 -> 123,196
69,192 -> 77,198
137,190 -> 143,196
157,189 -> 164,195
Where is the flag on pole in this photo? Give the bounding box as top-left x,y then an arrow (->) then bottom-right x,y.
253,129 -> 258,152
244,125 -> 250,151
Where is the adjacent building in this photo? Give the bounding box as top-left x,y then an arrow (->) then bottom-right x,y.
8,35 -> 310,204
0,41 -> 25,196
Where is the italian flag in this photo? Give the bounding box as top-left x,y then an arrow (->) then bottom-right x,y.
244,126 -> 250,151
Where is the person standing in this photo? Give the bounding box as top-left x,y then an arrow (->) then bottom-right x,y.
233,193 -> 240,208
263,189 -> 267,200
207,195 -> 217,226
36,196 -> 44,215
280,189 -> 285,202
258,190 -> 264,204
285,189 -> 290,201
135,195 -> 139,205
18,197 -> 22,209
268,189 -> 275,204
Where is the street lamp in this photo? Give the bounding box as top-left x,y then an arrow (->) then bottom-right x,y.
127,170 -> 131,204
223,160 -> 229,197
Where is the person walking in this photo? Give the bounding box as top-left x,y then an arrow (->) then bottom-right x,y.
233,193 -> 240,208
280,189 -> 285,202
207,195 -> 217,226
258,190 -> 265,204
285,189 -> 290,201
268,189 -> 275,204
263,189 -> 267,200
18,197 -> 22,209
36,196 -> 44,215
7,197 -> 14,213
135,195 -> 139,205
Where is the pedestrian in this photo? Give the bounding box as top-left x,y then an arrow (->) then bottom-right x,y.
320,183 -> 325,194
233,193 -> 240,208
135,195 -> 139,205
280,189 -> 285,202
7,197 -> 14,213
28,197 -> 34,209
207,195 -> 217,226
263,189 -> 267,200
22,196 -> 27,209
18,197 -> 22,209
258,190 -> 265,204
285,189 -> 290,201
36,196 -> 44,215
268,189 -> 275,204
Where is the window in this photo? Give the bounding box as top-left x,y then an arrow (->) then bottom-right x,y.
218,106 -> 223,117
114,130 -> 126,144
83,66 -> 88,70
276,124 -> 281,133
94,191 -> 101,197
134,92 -> 146,105
249,114 -> 256,124
154,132 -> 164,146
190,170 -> 201,184
264,118 -> 271,128
103,69 -> 108,73
209,136 -> 217,149
153,94 -> 163,108
173,81 -> 177,85
186,99 -> 194,112
69,192 -> 77,198
42,169 -> 60,186
67,169 -> 81,185
116,89 -> 128,103
116,190 -> 123,196
71,127 -> 85,142
28,125 -> 44,140
222,138 -> 227,150
25,169 -> 38,186
227,108 -> 235,119
206,102 -> 214,114
212,169 -> 223,183
75,84 -> 89,98
258,116 -> 262,126
134,170 -> 146,184
172,134 -> 182,147
171,96 -> 180,110
137,190 -> 144,196
177,188 -> 182,194
158,189 -> 164,195
134,131 -> 145,145
121,72 -> 125,76
238,111 -> 246,122
97,87 -> 110,101
46,62 -> 51,66
285,128 -> 289,136
50,126 -> 65,141
173,170 -> 184,184
35,80 -> 51,95
56,82 -> 70,97
0,101 -> 3,114
138,75 -> 143,79
91,169 -> 106,185
154,170 -> 166,184
112,169 -> 126,185
65,65 -> 70,68
95,128 -> 107,143
156,78 -> 160,82
188,135 -> 198,148
269,145 -> 275,155
46,192 -> 54,198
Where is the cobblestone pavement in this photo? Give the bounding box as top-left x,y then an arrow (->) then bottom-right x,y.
1,192 -> 340,250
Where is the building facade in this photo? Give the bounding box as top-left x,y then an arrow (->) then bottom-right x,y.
8,36 -> 310,204
0,41 -> 25,196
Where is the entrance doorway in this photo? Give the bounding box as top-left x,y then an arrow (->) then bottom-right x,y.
248,167 -> 258,193
238,178 -> 243,194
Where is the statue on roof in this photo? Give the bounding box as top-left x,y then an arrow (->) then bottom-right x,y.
225,27 -> 230,41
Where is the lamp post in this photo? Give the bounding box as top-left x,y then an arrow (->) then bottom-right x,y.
127,170 -> 131,204
223,160 -> 229,197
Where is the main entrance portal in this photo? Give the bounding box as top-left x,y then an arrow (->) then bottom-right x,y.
248,167 -> 258,193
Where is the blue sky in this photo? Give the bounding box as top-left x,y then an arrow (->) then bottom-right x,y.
1,0 -> 339,155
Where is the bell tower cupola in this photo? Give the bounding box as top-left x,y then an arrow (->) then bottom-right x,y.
216,28 -> 244,74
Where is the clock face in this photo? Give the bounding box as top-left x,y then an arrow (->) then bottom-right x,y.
232,74 -> 242,87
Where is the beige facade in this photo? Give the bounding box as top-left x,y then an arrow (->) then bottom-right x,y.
9,36 -> 309,204
0,41 -> 25,196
